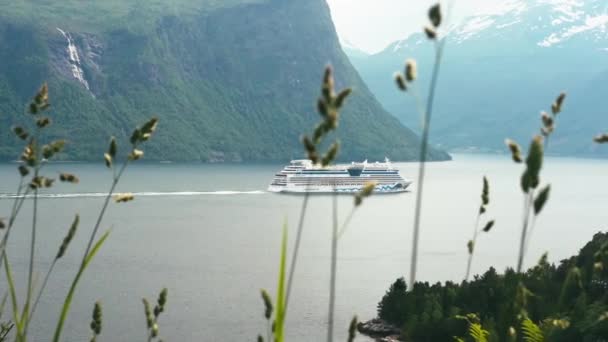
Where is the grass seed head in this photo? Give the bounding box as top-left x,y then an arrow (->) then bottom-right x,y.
360,181 -> 376,198
43,145 -> 54,159
348,316 -> 358,342
428,3 -> 442,27
541,111 -> 553,128
321,142 -> 340,167
260,289 -> 273,320
553,92 -> 566,114
394,73 -> 407,91
481,176 -> 489,206
43,140 -> 65,159
34,83 -> 49,106
57,214 -> 79,259
18,165 -> 29,177
302,136 -> 315,154
114,193 -> 135,203
524,135 -> 544,190
21,144 -> 36,167
424,26 -> 437,40
533,185 -> 551,215
59,173 -> 79,183
355,181 -> 377,207
104,153 -> 112,168
143,298 -> 153,328
128,149 -> 144,161
91,301 -> 102,335
12,126 -> 29,140
30,83 -> 50,114
130,129 -> 141,145
36,117 -> 51,128
482,220 -> 495,232
505,139 -> 522,163
109,137 -> 117,158
141,117 -> 159,135
158,288 -> 168,308
317,99 -> 328,118
322,66 -> 334,102
594,133 -> 608,143
354,195 -> 363,207
334,88 -> 352,109
405,59 -> 417,82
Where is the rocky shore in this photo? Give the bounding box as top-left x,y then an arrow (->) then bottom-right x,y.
356,318 -> 402,342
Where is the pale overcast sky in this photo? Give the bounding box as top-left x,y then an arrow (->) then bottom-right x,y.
326,0 -> 504,53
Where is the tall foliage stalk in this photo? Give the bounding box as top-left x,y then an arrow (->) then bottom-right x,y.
260,66 -> 366,342
301,66 -> 350,342
506,93 -> 565,272
21,129 -> 43,340
0,83 -> 160,342
464,177 -> 494,282
284,190 -> 309,311
394,3 -> 447,287
327,190 -> 338,342
53,118 -> 158,342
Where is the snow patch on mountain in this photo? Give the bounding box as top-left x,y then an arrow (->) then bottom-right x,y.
471,0 -> 527,17
539,14 -> 608,46
390,37 -> 424,52
542,0 -> 585,22
452,1 -> 527,43
392,40 -> 406,52
456,16 -> 496,42
497,19 -> 522,29
380,0 -> 606,54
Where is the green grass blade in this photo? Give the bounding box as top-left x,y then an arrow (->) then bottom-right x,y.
0,292 -> 7,321
274,223 -> 287,342
52,230 -> 110,342
3,254 -> 23,340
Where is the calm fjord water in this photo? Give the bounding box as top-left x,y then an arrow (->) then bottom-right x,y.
1,154 -> 606,341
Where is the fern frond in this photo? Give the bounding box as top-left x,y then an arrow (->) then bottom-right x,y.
521,318 -> 544,342
468,322 -> 489,342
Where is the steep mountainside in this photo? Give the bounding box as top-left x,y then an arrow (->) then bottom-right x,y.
346,0 -> 608,157
0,0 -> 449,162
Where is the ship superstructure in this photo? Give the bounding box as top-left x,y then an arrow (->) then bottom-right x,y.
268,159 -> 411,193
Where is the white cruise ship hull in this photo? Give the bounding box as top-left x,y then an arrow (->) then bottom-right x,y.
268,183 -> 411,193
268,159 -> 412,194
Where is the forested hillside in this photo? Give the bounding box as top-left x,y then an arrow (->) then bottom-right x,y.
0,0 -> 449,162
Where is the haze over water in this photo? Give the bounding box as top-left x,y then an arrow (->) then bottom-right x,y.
1,153 -> 606,341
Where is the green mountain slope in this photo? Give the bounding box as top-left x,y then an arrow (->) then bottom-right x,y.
0,0 -> 449,162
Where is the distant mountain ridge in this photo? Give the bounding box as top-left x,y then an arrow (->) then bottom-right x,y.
345,0 -> 608,157
0,0 -> 449,162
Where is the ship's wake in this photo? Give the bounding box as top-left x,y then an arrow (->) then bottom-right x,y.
0,191 -> 266,199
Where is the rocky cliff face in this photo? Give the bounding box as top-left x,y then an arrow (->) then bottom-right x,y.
0,0 -> 449,162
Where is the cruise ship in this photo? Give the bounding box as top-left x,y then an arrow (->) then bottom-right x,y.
268,159 -> 411,193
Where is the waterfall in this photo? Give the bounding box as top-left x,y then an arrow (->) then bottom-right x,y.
57,28 -> 91,92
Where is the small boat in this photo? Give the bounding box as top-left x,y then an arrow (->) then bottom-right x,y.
268,159 -> 411,193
